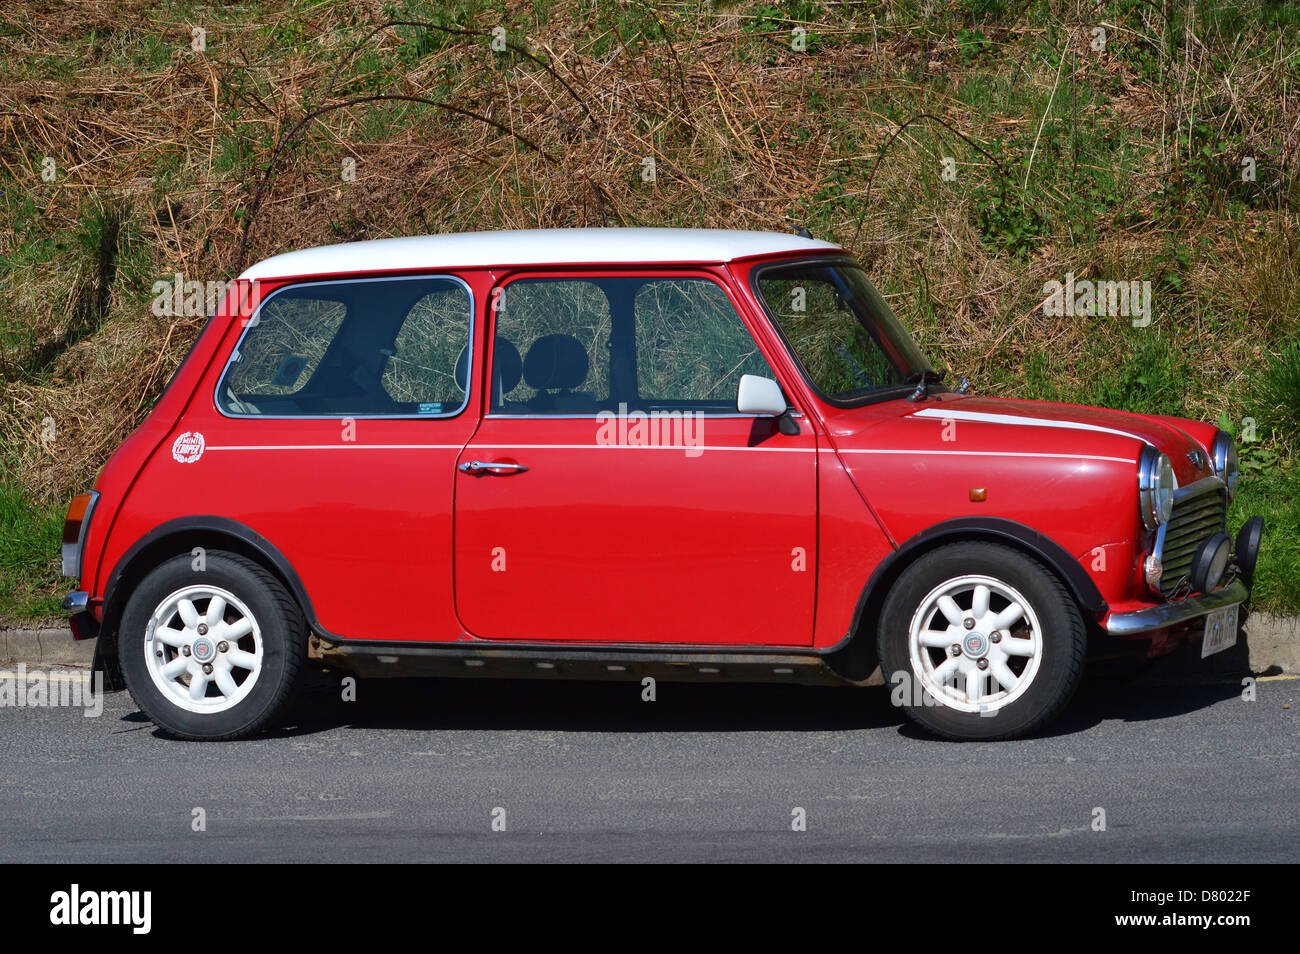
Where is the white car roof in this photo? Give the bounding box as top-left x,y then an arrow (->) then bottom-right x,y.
238,228 -> 843,280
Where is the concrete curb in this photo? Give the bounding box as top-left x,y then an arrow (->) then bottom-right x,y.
0,628 -> 96,668
0,613 -> 1294,675
1246,612 -> 1300,674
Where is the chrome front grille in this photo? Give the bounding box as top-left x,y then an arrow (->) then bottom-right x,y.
1155,477 -> 1228,595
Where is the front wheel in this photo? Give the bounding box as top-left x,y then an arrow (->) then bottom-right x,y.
118,551 -> 306,740
877,542 -> 1086,740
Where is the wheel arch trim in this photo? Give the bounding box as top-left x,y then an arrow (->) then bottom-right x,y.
827,517 -> 1107,680
100,516 -> 322,647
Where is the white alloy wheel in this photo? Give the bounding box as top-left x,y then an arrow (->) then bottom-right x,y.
143,585 -> 264,714
907,574 -> 1044,714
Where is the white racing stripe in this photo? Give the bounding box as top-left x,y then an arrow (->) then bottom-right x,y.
910,406 -> 1154,444
831,448 -> 1133,463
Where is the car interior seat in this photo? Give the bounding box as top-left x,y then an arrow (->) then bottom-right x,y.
522,334 -> 599,413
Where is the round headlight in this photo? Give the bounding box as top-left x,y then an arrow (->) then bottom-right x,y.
1210,430 -> 1239,499
1138,447 -> 1176,530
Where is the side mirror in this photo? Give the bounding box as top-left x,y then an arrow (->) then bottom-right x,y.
736,374 -> 799,436
736,374 -> 786,416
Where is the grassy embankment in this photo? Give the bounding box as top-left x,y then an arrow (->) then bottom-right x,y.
1,0 -> 1297,621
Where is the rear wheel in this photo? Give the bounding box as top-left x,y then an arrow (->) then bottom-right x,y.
118,551 -> 306,740
877,542 -> 1086,740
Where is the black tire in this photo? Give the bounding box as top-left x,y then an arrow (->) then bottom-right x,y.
118,551 -> 307,740
877,542 -> 1086,741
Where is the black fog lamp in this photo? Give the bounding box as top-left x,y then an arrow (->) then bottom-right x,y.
1189,533 -> 1232,593
1234,516 -> 1264,586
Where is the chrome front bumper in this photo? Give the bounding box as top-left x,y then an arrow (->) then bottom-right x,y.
1104,579 -> 1249,637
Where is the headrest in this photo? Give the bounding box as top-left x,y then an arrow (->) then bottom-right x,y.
456,339 -> 522,395
523,334 -> 589,391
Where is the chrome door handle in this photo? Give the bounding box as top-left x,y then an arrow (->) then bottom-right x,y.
458,460 -> 529,475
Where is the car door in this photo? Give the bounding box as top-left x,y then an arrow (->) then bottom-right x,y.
453,269 -> 818,646
197,273 -> 479,641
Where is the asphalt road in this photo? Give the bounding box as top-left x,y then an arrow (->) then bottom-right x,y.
0,665 -> 1294,863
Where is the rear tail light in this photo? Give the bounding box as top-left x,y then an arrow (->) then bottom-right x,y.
61,491 -> 100,579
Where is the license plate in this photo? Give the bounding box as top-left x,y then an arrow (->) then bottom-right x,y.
1200,604 -> 1240,658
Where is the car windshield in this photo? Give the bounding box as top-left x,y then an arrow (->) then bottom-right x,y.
755,261 -> 933,403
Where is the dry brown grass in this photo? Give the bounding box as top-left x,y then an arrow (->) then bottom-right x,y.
1,0 -> 1297,507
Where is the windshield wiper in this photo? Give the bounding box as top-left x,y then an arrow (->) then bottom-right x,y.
905,368 -> 946,401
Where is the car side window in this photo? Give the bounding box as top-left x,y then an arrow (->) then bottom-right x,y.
223,296 -> 345,406
490,275 -> 774,416
381,286 -> 473,411
633,278 -> 774,411
218,276 -> 472,417
490,279 -> 611,414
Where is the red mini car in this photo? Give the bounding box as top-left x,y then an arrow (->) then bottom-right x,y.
59,228 -> 1264,740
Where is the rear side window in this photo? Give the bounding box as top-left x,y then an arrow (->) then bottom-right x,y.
217,276 -> 472,417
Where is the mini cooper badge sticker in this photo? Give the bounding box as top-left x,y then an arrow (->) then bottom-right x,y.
172,431 -> 206,464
